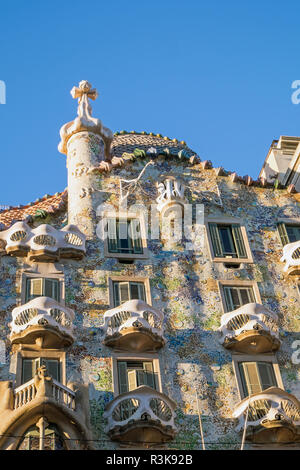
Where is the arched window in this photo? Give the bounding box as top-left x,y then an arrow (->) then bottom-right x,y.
17,420 -> 66,450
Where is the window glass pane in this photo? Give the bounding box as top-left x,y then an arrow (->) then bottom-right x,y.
22,359 -> 34,383
240,288 -> 252,305
119,283 -> 130,303
258,362 -> 277,390
286,225 -> 300,243
219,226 -> 237,256
231,288 -> 241,309
43,359 -> 60,381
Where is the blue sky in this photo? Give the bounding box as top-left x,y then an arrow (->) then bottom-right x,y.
1,0 -> 300,206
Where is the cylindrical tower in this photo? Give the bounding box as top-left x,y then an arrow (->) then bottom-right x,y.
58,80 -> 113,239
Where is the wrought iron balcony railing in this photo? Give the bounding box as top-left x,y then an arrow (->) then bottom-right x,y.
9,297 -> 75,347
233,387 -> 300,444
103,300 -> 165,352
0,221 -> 86,261
103,386 -> 177,444
280,240 -> 300,275
219,303 -> 280,353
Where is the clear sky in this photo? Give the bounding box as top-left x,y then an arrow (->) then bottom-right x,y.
1,0 -> 300,206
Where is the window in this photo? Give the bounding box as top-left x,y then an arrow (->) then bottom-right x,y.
107,218 -> 143,255
223,285 -> 255,312
208,223 -> 247,259
25,277 -> 60,302
117,361 -> 156,394
17,423 -> 65,450
238,361 -> 277,398
278,223 -> 300,246
22,358 -> 60,384
113,281 -> 146,307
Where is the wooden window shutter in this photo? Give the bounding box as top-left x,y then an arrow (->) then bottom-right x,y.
240,362 -> 262,396
277,223 -> 289,246
30,278 -> 43,298
143,362 -> 155,389
119,283 -> 130,303
118,362 -> 128,394
113,282 -> 120,307
107,218 -> 118,252
223,287 -> 234,312
257,362 -> 277,390
232,225 -> 247,258
208,223 -> 223,257
136,369 -> 146,387
127,369 -> 138,392
129,219 -> 143,254
138,283 -> 146,302
44,279 -> 59,301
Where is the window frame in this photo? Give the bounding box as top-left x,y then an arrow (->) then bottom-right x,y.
218,280 -> 261,314
232,354 -> 283,401
108,276 -> 152,308
15,350 -> 66,387
25,277 -> 61,303
111,352 -> 162,397
277,219 -> 300,246
205,216 -> 253,264
103,211 -> 149,260
21,268 -> 65,306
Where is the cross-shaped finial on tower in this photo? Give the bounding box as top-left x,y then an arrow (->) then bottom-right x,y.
58,80 -> 113,160
71,80 -> 98,103
70,80 -> 98,121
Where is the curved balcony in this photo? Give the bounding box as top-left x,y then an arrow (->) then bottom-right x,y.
0,366 -> 93,450
280,241 -> 300,275
103,386 -> 177,445
9,297 -> 75,348
219,303 -> 280,354
103,300 -> 165,352
0,221 -> 86,261
233,387 -> 300,444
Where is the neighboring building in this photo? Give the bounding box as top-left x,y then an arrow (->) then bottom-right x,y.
0,80 -> 300,450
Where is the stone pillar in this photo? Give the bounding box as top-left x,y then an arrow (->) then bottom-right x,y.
58,80 -> 113,239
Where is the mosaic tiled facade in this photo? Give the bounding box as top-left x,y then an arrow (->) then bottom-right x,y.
0,81 -> 300,450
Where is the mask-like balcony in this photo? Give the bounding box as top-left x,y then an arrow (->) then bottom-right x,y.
219,303 -> 280,354
280,241 -> 300,275
0,221 -> 86,261
103,386 -> 177,445
233,387 -> 300,444
103,300 -> 165,352
9,297 -> 75,348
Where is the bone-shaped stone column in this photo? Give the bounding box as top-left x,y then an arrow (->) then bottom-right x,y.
58,80 -> 113,238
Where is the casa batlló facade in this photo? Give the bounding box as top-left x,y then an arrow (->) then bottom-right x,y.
0,80 -> 300,450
